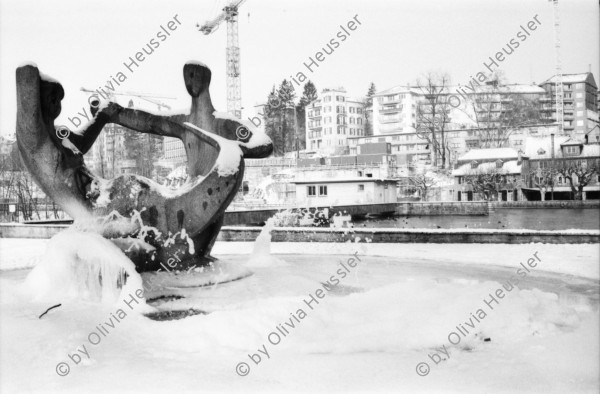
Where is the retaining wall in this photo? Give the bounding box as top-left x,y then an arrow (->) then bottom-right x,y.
396,202 -> 488,216
218,227 -> 599,244
491,200 -> 600,209
0,224 -> 68,239
2,224 -> 598,244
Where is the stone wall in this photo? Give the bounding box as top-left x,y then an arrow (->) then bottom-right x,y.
395,202 -> 489,216
1,223 -> 597,244
492,200 -> 600,209
218,227 -> 600,244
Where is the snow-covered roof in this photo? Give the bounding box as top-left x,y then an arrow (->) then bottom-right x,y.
447,84 -> 546,95
560,138 -> 585,146
458,148 -> 518,162
376,83 -> 546,98
540,73 -> 595,85
374,85 -> 421,97
452,160 -> 521,176
524,135 -> 568,159
582,144 -> 600,157
524,136 -> 600,159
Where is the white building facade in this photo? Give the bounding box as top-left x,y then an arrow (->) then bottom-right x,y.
305,88 -> 366,156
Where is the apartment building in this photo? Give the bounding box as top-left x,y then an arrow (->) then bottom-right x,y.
446,123 -> 560,163
347,133 -> 429,165
371,85 -> 420,135
305,87 -> 366,156
85,123 -> 128,178
539,73 -> 598,138
162,136 -> 187,167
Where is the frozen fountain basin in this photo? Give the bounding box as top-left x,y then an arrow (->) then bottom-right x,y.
0,239 -> 598,393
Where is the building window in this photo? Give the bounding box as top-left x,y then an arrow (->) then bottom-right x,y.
319,185 -> 328,196
564,146 -> 580,156
358,184 -> 365,191
308,186 -> 316,196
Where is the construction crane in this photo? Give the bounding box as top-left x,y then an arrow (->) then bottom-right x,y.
197,0 -> 247,119
549,0 -> 565,135
80,88 -> 175,111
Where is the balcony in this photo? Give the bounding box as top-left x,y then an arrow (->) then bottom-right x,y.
379,105 -> 401,113
379,115 -> 402,124
379,125 -> 403,133
379,97 -> 401,105
308,113 -> 322,118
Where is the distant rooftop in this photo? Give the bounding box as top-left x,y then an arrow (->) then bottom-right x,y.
540,72 -> 597,86
374,85 -> 421,97
458,148 -> 519,162
452,160 -> 521,176
375,83 -> 545,97
524,136 -> 600,159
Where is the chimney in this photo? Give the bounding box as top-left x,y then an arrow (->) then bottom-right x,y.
551,133 -> 555,159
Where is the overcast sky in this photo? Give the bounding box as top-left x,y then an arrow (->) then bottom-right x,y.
0,0 -> 598,136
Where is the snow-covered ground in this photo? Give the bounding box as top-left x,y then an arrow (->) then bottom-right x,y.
0,238 -> 598,393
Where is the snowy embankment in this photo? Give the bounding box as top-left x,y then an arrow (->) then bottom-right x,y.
2,238 -> 597,280
0,236 -> 598,393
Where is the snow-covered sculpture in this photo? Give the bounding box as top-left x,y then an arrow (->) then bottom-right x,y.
15,62 -> 272,271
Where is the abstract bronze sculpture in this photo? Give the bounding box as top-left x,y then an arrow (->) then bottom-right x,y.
16,62 -> 272,272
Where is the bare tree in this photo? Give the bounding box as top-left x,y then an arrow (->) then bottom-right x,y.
556,161 -> 598,200
530,167 -> 557,201
415,72 -> 452,169
409,174 -> 437,201
460,74 -> 546,148
463,167 -> 507,201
